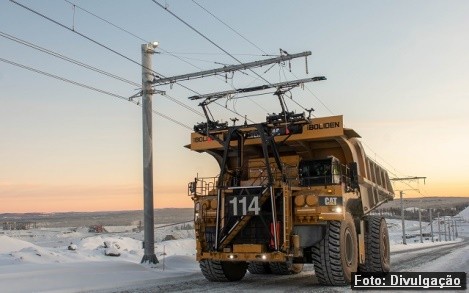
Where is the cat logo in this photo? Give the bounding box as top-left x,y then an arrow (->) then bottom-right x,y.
324,197 -> 337,206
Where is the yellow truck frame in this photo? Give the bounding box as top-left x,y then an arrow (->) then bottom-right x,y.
187,96 -> 394,285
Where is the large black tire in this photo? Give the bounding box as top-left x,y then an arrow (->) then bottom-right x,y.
200,260 -> 248,282
248,262 -> 272,274
269,262 -> 304,275
312,212 -> 358,285
358,216 -> 390,273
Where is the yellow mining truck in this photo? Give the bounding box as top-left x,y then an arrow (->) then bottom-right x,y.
186,79 -> 394,285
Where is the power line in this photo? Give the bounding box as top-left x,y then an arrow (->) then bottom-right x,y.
12,0 -> 284,125
59,0 -> 249,122
150,0 -> 273,86
54,0 -> 257,123
1,29 -> 205,120
191,0 -> 269,56
10,0 -> 157,76
163,93 -> 204,117
150,107 -> 193,130
0,57 -> 130,101
177,0 -> 316,118
189,1 -> 327,117
289,71 -> 334,116
10,0 -> 210,120
0,30 -> 140,87
159,51 -> 225,66
62,1 -> 228,73
63,0 -> 148,43
0,56 -> 193,130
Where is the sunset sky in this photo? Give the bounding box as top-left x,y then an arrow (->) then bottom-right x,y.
1,1 -> 468,213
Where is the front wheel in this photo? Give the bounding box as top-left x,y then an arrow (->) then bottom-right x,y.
312,212 -> 358,285
200,260 -> 248,282
248,262 -> 271,274
269,262 -> 304,275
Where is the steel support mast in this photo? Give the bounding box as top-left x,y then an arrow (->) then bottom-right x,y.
141,42 -> 159,264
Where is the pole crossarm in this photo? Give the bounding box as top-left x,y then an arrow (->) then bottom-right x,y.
188,76 -> 326,105
391,176 -> 426,184
152,51 -> 312,85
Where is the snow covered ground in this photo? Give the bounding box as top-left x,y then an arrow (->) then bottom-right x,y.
1,207 -> 468,293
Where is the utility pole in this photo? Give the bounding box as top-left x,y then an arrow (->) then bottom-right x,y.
451,217 -> 456,240
390,177 -> 426,245
400,191 -> 406,244
454,218 -> 458,238
141,42 -> 159,265
429,209 -> 434,242
444,217 -> 447,241
418,206 -> 423,243
447,218 -> 451,241
437,212 -> 441,242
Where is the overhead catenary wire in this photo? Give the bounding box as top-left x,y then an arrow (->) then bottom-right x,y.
0,29 -> 204,118
0,30 -> 140,87
183,0 -> 317,117
63,0 -> 148,43
149,0 -> 293,122
191,0 -> 329,117
10,0 -> 210,120
0,57 -> 193,130
63,0 -> 224,71
150,0 -> 273,87
62,0 -> 227,72
0,57 -> 130,101
9,0 -> 159,76
56,0 -> 259,123
56,0 -> 248,121
191,0 -> 270,56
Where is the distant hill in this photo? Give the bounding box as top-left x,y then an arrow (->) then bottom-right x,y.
0,208 -> 193,228
2,197 -> 467,228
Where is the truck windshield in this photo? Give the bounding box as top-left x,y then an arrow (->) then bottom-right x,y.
299,158 -> 340,186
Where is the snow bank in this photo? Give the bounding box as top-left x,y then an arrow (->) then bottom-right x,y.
0,235 -> 39,254
456,205 -> 469,221
0,218 -> 466,293
0,227 -> 197,293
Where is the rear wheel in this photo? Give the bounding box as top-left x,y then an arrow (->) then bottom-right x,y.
358,216 -> 390,272
269,262 -> 304,275
312,212 -> 358,285
248,262 -> 271,274
200,260 -> 247,282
